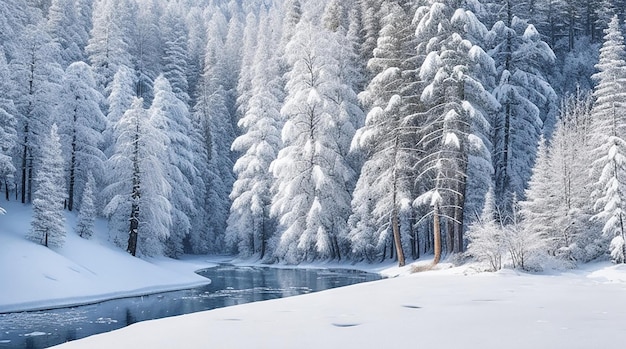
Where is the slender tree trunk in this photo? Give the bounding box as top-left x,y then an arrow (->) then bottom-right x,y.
392,211 -> 405,266
391,135 -> 406,267
21,142 -> 27,204
127,122 -> 141,257
128,202 -> 139,256
446,219 -> 454,255
68,111 -> 78,211
433,203 -> 442,265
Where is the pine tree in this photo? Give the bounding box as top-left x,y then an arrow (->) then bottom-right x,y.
589,15 -> 626,263
192,13 -> 236,251
46,0 -> 87,66
103,98 -> 171,257
414,0 -> 499,259
226,13 -> 282,259
57,61 -> 106,212
75,171 -> 96,239
349,1 -> 415,265
28,124 -> 66,248
0,48 -> 17,201
160,2 -> 191,105
103,65 -> 136,158
86,0 -> 136,93
489,10 -> 557,212
150,75 -> 197,258
467,187 -> 505,271
270,19 -> 356,263
11,23 -> 63,204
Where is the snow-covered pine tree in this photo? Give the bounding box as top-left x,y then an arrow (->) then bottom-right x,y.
149,75 -> 197,258
191,12 -> 236,251
519,136 -> 557,246
46,0 -> 87,66
11,23 -> 63,204
589,15 -> 626,263
75,171 -> 96,239
414,0 -> 499,259
28,124 -> 66,248
348,1 -> 415,265
0,48 -> 17,201
489,6 -> 557,214
467,187 -> 505,271
131,0 -> 161,105
160,2 -> 191,106
226,12 -> 283,259
86,0 -> 136,93
270,19 -> 356,263
57,61 -> 106,212
103,98 -> 171,257
103,66 -> 136,158
543,92 -> 600,262
234,12 -> 259,122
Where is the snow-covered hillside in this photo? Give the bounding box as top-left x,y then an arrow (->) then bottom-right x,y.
0,201 -> 213,313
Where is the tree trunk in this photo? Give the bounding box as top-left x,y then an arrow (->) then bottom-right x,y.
127,203 -> 139,256
392,210 -> 405,266
446,219 -> 454,255
433,203 -> 442,265
68,130 -> 77,211
127,121 -> 141,257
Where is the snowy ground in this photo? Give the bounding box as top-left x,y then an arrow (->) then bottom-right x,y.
0,201 -> 214,313
50,261 -> 626,349
3,200 -> 626,348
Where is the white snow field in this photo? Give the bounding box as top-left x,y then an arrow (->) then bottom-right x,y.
51,262 -> 626,349
0,201 -> 213,313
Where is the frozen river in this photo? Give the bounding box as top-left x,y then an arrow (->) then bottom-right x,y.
0,264 -> 381,348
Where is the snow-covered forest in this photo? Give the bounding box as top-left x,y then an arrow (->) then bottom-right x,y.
1,0 -> 625,270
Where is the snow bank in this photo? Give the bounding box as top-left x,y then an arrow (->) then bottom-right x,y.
0,201 -> 213,313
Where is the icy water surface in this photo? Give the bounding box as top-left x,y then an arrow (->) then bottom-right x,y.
0,265 -> 381,348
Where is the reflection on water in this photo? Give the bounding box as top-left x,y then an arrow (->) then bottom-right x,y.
0,265 -> 381,349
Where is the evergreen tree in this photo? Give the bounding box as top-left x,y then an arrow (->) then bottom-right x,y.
589,15 -> 626,263
46,0 -> 87,66
28,124 -> 66,248
226,13 -> 282,259
270,19 -> 356,263
86,0 -> 136,93
75,171 -> 96,239
57,61 -> 106,212
489,11 -> 557,212
11,23 -> 63,204
0,49 -> 17,201
149,75 -> 197,258
132,0 -> 161,104
414,0 -> 499,259
192,13 -> 236,251
103,65 -> 136,157
349,1 -> 415,265
160,2 -> 191,105
467,187 -> 505,271
103,98 -> 171,257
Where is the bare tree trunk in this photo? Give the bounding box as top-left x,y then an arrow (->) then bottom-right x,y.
446,219 -> 454,255
391,135 -> 406,267
433,202 -> 442,265
392,210 -> 405,266
128,202 -> 139,256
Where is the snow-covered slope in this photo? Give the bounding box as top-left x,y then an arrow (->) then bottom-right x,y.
51,262 -> 626,349
0,201 -> 213,313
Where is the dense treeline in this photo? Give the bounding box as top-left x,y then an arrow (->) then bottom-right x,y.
0,0 -> 624,269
